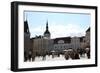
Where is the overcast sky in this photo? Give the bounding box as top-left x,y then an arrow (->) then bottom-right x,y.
24,11 -> 90,39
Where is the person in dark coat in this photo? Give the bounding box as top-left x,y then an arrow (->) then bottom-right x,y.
64,51 -> 69,60
24,51 -> 27,62
28,51 -> 32,61
87,49 -> 90,59
32,52 -> 36,61
70,51 -> 75,60
74,52 -> 80,59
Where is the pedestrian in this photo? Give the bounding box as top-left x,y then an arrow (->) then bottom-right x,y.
87,49 -> 90,59
74,52 -> 80,59
64,51 -> 69,60
70,51 -> 75,59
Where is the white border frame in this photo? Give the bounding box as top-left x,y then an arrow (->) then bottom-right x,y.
18,5 -> 96,69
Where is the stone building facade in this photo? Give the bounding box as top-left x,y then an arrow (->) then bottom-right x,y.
85,28 -> 90,48
24,20 -> 32,61
31,36 -> 53,56
24,19 -> 90,60
30,21 -> 53,56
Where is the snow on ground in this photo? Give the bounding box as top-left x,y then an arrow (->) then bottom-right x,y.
34,54 -> 88,62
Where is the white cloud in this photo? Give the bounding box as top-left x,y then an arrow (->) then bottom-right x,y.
29,23 -> 86,38
29,25 -> 44,37
49,23 -> 85,38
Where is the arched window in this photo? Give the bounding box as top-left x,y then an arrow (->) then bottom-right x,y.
58,40 -> 64,44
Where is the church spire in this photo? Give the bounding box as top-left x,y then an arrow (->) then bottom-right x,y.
46,21 -> 48,30
44,20 -> 50,39
24,14 -> 30,33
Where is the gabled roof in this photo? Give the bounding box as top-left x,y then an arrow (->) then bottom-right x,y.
53,37 -> 71,44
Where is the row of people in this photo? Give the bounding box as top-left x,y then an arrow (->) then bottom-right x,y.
24,48 -> 90,62
64,48 -> 90,60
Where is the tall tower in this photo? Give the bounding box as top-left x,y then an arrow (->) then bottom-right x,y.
24,18 -> 31,61
44,21 -> 51,39
24,14 -> 30,34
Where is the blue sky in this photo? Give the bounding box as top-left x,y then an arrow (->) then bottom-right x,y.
24,11 -> 90,38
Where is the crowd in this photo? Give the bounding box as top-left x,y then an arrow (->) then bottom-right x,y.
24,48 -> 90,62
65,48 -> 90,60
